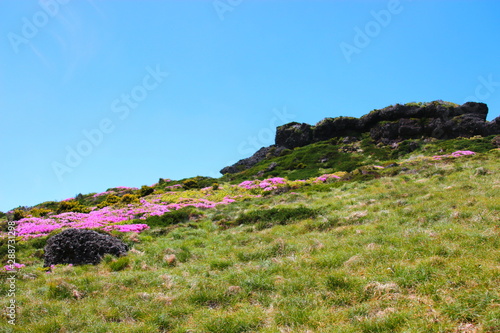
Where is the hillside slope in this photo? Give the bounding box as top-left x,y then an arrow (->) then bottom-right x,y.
1,142 -> 499,332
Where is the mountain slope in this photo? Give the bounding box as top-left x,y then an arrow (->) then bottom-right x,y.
1,143 -> 499,332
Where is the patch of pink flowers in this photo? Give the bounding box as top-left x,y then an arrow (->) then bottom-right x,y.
4,263 -> 25,271
114,186 -> 139,190
12,192 -> 251,239
165,184 -> 182,190
93,191 -> 114,198
314,174 -> 341,183
432,150 -> 476,160
103,224 -> 150,233
238,177 -> 287,191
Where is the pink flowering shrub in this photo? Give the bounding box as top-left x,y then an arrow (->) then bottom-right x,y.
93,191 -> 114,198
165,184 -> 183,190
114,186 -> 139,190
314,174 -> 341,183
238,177 -> 287,191
103,224 -> 150,233
4,263 -> 25,271
11,191 -> 254,239
432,150 -> 476,160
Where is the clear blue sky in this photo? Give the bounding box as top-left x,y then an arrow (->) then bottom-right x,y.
1,0 -> 499,212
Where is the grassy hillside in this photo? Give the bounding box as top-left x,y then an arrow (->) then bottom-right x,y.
1,138 -> 500,332
221,135 -> 498,182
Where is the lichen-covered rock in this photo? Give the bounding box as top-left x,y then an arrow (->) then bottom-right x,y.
44,228 -> 128,267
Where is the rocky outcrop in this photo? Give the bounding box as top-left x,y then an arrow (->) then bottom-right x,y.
486,116 -> 500,135
220,145 -> 287,175
275,122 -> 314,149
44,228 -> 128,267
313,117 -> 361,142
356,101 -> 488,132
275,101 -> 496,149
221,101 -> 499,174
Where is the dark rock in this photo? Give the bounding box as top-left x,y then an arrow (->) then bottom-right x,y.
255,170 -> 265,177
267,162 -> 278,171
446,114 -> 487,138
486,116 -> 500,136
275,122 -> 314,149
370,118 -> 423,142
491,135 -> 500,147
386,163 -> 399,168
313,117 -> 360,142
220,145 -> 286,174
44,228 -> 128,267
342,136 -> 359,144
358,101 -> 487,132
459,102 -> 488,120
275,101 -> 493,149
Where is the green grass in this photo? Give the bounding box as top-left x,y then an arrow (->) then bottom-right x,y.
2,145 -> 500,332
221,135 -> 497,183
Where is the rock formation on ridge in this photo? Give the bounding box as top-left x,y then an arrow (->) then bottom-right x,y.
221,101 -> 500,174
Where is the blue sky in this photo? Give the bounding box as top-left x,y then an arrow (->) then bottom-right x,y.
0,0 -> 499,212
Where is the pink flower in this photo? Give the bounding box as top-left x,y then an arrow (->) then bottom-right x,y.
103,224 -> 150,233
451,150 -> 475,157
314,174 -> 341,183
4,263 -> 25,271
432,150 -> 475,160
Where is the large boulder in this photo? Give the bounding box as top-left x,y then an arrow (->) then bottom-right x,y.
486,116 -> 500,135
370,118 -> 423,143
44,228 -> 128,267
313,116 -> 361,142
275,122 -> 314,149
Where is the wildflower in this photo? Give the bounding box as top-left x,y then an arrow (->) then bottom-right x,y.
314,174 -> 341,183
4,263 -> 25,271
103,224 -> 150,233
432,150 -> 475,160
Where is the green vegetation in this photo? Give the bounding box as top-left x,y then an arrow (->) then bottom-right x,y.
404,100 -> 459,108
141,206 -> 203,228
1,138 -> 500,332
139,185 -> 155,197
181,176 -> 219,190
222,135 -> 497,183
56,200 -> 90,214
234,206 -> 319,229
